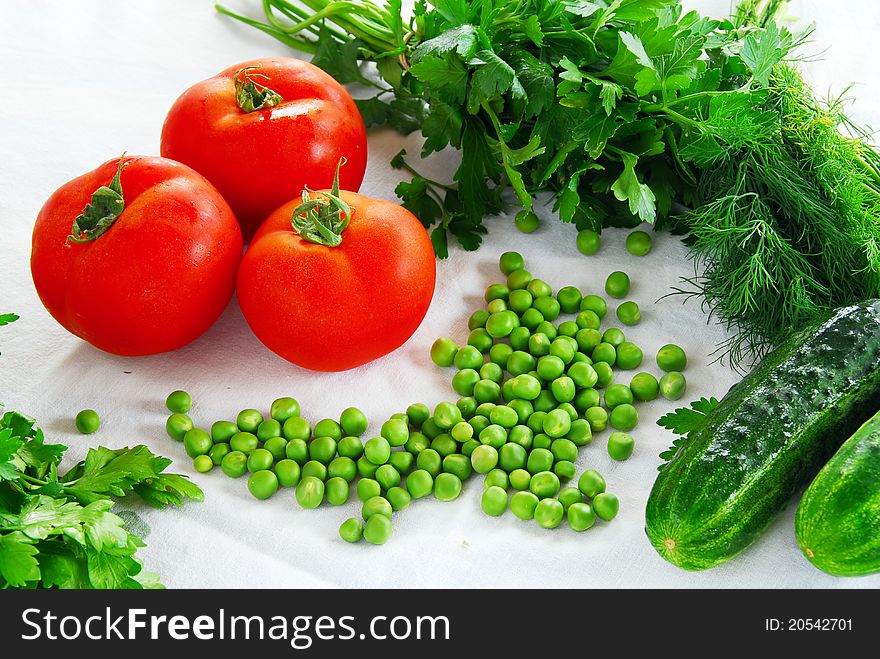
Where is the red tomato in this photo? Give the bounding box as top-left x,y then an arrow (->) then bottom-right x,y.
31,155 -> 242,356
160,57 -> 367,240
237,189 -> 435,371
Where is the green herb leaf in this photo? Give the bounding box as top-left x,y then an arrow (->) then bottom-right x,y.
741,21 -> 783,86
610,151 -> 657,222
311,30 -> 370,85
0,313 -> 18,327
412,24 -> 478,61
657,397 -> 720,435
395,177 -> 444,227
0,531 -> 40,586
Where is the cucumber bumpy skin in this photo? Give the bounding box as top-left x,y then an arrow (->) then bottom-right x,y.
796,410 -> 880,577
646,300 -> 880,571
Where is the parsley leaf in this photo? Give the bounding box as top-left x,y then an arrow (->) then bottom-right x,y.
0,313 -> 18,327
741,21 -> 783,86
657,396 -> 720,435
610,150 -> 657,222
0,531 -> 41,587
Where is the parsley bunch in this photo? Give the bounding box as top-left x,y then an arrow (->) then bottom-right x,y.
219,0 -> 880,364
0,411 -> 203,588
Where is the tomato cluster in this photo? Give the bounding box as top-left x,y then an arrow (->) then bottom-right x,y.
31,58 -> 435,370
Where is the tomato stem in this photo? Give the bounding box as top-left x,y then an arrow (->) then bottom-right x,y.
66,154 -> 127,245
234,66 -> 284,112
290,158 -> 352,247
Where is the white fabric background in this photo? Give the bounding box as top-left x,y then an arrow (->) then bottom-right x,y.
2,0 -> 879,588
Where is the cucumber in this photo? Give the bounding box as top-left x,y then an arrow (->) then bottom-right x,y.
796,411 -> 880,576
646,300 -> 880,571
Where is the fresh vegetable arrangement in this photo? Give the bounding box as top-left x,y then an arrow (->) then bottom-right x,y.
646,300 -> 880,571
161,58 -> 368,240
0,410 -> 203,588
219,0 -> 880,365
31,155 -> 243,356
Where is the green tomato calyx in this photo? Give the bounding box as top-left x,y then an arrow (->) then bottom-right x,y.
234,66 -> 283,113
66,154 -> 127,245
291,158 -> 351,248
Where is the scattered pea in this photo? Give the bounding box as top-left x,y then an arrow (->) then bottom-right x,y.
535,498 -> 564,529
576,229 -> 601,256
630,372 -> 659,401
209,442 -> 231,466
558,488 -> 583,511
270,397 -> 300,422
183,428 -> 212,458
584,406 -> 609,432
230,431 -> 258,454
406,469 -> 434,499
509,469 -> 532,491
247,448 -> 274,473
609,404 -> 638,432
556,286 -> 582,314
211,420 -> 238,444
274,459 -> 301,487
499,251 -> 525,275
406,403 -> 430,428
608,432 -> 635,461
529,471 -> 561,499
339,518 -> 364,543
363,495 -> 393,520
282,416 -> 311,442
602,327 -> 626,347
363,514 -> 393,545
511,491 -> 540,520
507,268 -> 533,291
301,460 -> 327,481
434,472 -> 463,501
236,409 -> 263,433
605,271 -> 630,299
482,486 -> 508,516
221,451 -> 248,478
484,468 -> 509,490
165,390 -> 191,414
364,436 -> 391,465
387,486 -> 412,511
165,413 -> 192,440
193,455 -> 213,473
593,492 -> 620,521
659,372 -> 687,400
616,301 -> 641,326
657,344 -> 688,371
376,463 -> 402,490
626,230 -> 652,256
248,470 -> 279,500
592,362 -> 614,388
604,384 -> 634,409
257,419 -> 282,441
340,407 -> 369,436
568,502 -> 597,531
468,309 -> 490,330
357,477 -> 382,502
515,210 -> 539,233
580,294 -> 607,318
578,469 -> 606,498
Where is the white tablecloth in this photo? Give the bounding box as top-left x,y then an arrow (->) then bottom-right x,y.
2,0 -> 878,588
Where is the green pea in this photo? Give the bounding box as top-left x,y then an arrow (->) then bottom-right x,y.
485,283 -> 510,303
471,444 -> 499,474
406,403 -> 430,428
474,379 -> 501,404
529,471 -> 561,499
247,470 -> 279,500
549,376 -> 575,404
328,456 -> 357,482
593,362 -> 615,389
192,454 -> 213,473
579,294 -> 607,318
578,469 -> 606,498
532,296 -> 560,322
509,469 -> 531,491
311,419 -> 340,442
336,407 -> 367,437
477,363 -> 502,385
421,417 -> 442,439
468,309 -> 490,330
660,372 -> 687,400
210,421 -> 237,444
557,321 -> 580,338
285,438 -> 309,464
474,402 -> 495,419
517,407 -> 541,431
486,311 -> 518,339
406,469 -> 434,499
454,345 -> 483,370
454,398 -> 476,421
363,495 -> 393,520
479,424 -> 508,449
532,433 -> 552,451
484,468 -> 509,490
388,451 -> 414,474
549,338 -> 576,366
380,418 -> 409,447
518,308 -> 542,331
451,421 -> 474,443
509,326 -> 531,351
533,322 -> 557,343
236,409 -> 263,433
357,456 -> 378,479
508,400 -> 534,425
230,431 -> 258,454
575,329 -> 602,355
591,342 -> 616,366
416,448 -> 442,476
506,375 -> 538,402
434,472 -> 462,501
602,327 -> 626,347
575,311 -> 600,332
605,271 -> 630,299
274,459 -> 301,487
209,442 -> 231,465
657,343 -> 688,371
270,397 -> 300,422
616,301 -> 641,326
526,447 -> 554,474
481,486 -> 508,517
165,413 -> 191,440
604,384 -> 634,409
507,290 -> 533,316
469,416 -> 490,436
255,419 -> 281,442
616,341 -> 643,370
528,332 -> 551,357
430,434 -> 457,457
608,432 -> 635,461
468,327 -> 494,352
628,372 -> 659,402
508,425 -> 534,450
404,431 -> 430,455
499,251 -> 525,275
165,390 -> 191,414
573,388 -> 601,413
364,514 -> 393,545
183,428 -> 212,459
566,363 -> 596,391
557,403 -> 578,421
497,442 -> 526,472
568,502 -> 597,531
626,230 -> 652,256
558,487 -> 583,512
487,297 -> 508,313
247,448 -> 274,473
488,344 -> 513,370
568,419 -> 593,447
511,491 -> 540,520
489,405 -> 518,429
220,451 -> 248,478
535,498 -> 564,529
364,436 -> 391,465
357,478 -> 381,502
386,486 -> 412,512
301,460 -> 327,481
309,436 -> 337,464
535,355 -> 563,381
451,369 -> 479,397
593,492 -> 619,521
339,518 -> 364,543
555,285 -> 582,314
550,437 -> 578,463
507,267 -> 533,290
278,419 -> 307,445
585,407 -> 609,432
337,436 -> 364,460
576,229 -> 601,256
542,409 -> 571,438
442,453 -> 472,481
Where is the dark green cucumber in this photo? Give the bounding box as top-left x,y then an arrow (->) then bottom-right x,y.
646,300 -> 880,571
796,411 -> 880,576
